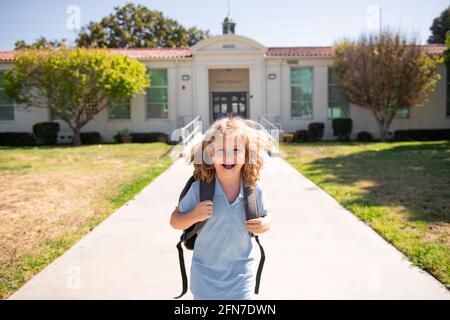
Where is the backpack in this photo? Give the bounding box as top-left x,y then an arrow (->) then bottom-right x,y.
174,175 -> 266,299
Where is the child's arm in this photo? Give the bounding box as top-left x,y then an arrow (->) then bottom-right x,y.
170,200 -> 213,230
246,210 -> 272,234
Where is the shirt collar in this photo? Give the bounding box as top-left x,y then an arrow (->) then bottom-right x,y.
214,176 -> 244,200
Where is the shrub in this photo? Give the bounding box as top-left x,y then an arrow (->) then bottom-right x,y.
130,132 -> 168,143
0,132 -> 37,146
113,129 -> 133,143
308,122 -> 325,142
332,118 -> 353,141
393,129 -> 450,141
294,130 -> 309,142
357,131 -> 373,142
32,122 -> 60,145
113,132 -> 122,143
80,132 -> 102,145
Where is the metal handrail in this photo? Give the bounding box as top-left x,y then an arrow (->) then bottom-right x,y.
180,116 -> 201,151
260,114 -> 282,132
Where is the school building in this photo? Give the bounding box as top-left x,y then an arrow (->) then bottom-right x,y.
0,17 -> 448,142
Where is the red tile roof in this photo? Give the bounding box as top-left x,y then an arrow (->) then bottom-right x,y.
0,51 -> 15,61
0,44 -> 446,61
267,46 -> 333,57
109,48 -> 192,59
266,44 -> 447,57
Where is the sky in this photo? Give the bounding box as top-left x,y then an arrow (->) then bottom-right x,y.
0,0 -> 448,51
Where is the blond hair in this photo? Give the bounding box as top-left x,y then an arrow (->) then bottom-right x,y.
189,117 -> 273,186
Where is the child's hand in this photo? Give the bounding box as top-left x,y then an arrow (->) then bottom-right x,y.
193,200 -> 214,222
246,212 -> 272,234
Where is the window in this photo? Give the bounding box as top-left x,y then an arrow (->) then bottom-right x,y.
394,106 -> 409,118
147,69 -> 168,119
50,94 -> 73,120
447,65 -> 450,116
388,102 -> 409,119
0,72 -> 14,121
328,69 -> 349,118
108,98 -> 131,120
291,67 -> 313,118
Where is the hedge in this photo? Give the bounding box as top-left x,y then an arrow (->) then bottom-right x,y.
357,131 -> 373,142
33,122 -> 60,145
393,129 -> 450,141
308,122 -> 325,142
129,132 -> 168,143
80,132 -> 102,144
0,132 -> 37,146
294,130 -> 309,142
332,118 -> 353,141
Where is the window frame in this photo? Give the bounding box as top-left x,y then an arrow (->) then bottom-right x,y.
290,66 -> 313,119
146,68 -> 169,120
0,71 -> 15,121
327,68 -> 350,119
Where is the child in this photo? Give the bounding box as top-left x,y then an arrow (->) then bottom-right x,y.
170,116 -> 273,300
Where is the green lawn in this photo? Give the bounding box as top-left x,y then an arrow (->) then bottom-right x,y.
281,141 -> 450,288
0,143 -> 173,299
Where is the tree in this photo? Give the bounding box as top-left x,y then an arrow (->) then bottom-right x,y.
76,2 -> 209,48
445,33 -> 450,63
428,6 -> 450,44
4,48 -> 149,145
15,36 -> 67,50
332,31 -> 442,141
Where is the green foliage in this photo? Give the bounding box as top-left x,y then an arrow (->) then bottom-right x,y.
113,132 -> 123,143
332,118 -> 353,141
445,33 -> 450,64
308,122 -> 325,142
32,122 -> 60,145
4,48 -> 149,145
80,132 -> 102,144
294,130 -> 309,142
427,6 -> 450,44
15,36 -> 67,50
76,3 -> 209,48
333,31 -> 442,141
129,132 -> 168,143
0,132 -> 36,146
357,131 -> 373,142
393,129 -> 450,141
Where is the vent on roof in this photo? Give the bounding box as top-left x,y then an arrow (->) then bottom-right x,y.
287,60 -> 298,65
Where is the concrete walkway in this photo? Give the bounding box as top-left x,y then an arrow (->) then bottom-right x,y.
10,156 -> 450,299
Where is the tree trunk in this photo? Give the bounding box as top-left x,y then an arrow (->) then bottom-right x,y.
377,120 -> 389,142
72,127 -> 81,146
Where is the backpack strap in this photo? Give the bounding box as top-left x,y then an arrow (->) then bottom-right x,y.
183,178 -> 215,240
243,184 -> 265,295
174,240 -> 188,299
243,185 -> 259,226
175,177 -> 215,299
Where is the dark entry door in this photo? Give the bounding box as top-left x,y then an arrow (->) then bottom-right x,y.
212,92 -> 247,120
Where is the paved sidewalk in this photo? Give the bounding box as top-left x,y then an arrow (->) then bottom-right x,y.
10,156 -> 450,299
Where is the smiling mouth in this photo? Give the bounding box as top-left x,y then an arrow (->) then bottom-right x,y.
222,164 -> 236,170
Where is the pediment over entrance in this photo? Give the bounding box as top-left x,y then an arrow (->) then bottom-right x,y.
190,34 -> 267,54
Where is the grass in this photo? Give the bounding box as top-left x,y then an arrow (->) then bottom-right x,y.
0,143 -> 173,299
281,140 -> 450,288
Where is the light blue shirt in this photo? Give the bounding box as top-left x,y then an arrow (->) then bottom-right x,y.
178,176 -> 269,300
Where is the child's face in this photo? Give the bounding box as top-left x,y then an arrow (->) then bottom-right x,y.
211,133 -> 245,179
